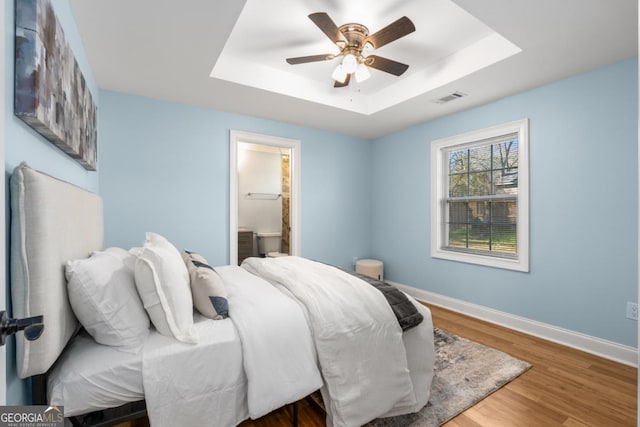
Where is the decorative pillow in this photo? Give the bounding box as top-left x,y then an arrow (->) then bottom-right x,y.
134,232 -> 197,343
65,248 -> 150,348
182,251 -> 229,319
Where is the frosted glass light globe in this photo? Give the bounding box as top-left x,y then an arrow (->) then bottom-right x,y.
332,64 -> 348,83
342,54 -> 358,74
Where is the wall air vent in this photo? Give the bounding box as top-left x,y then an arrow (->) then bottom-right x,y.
432,91 -> 467,105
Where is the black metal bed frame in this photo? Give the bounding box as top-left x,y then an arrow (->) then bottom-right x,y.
32,373 -> 147,427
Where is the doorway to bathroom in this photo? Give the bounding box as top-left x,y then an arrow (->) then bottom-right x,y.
229,130 -> 301,266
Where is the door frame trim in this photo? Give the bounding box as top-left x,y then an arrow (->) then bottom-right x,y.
229,130 -> 301,265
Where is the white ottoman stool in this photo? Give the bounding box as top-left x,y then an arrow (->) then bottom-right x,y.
355,259 -> 384,281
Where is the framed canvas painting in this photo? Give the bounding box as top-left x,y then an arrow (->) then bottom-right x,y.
14,0 -> 97,171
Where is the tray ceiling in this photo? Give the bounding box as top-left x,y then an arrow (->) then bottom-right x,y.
69,0 -> 637,138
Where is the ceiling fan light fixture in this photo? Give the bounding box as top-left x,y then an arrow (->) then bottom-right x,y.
287,13 -> 415,88
341,53 -> 358,74
332,64 -> 348,83
355,62 -> 371,83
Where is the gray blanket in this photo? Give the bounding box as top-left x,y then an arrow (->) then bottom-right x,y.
337,267 -> 424,331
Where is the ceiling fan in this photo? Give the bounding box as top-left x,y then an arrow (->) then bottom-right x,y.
286,12 -> 415,88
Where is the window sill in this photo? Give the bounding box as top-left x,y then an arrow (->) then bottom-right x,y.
432,247 -> 529,272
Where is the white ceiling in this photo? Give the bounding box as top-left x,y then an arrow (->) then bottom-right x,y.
69,0 -> 638,139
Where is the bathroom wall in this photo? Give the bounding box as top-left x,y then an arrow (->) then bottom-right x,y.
281,154 -> 291,254
238,146 -> 283,255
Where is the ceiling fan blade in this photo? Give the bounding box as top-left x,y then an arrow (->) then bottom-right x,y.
286,54 -> 335,65
365,55 -> 409,76
309,12 -> 348,45
364,16 -> 415,49
334,73 -> 351,88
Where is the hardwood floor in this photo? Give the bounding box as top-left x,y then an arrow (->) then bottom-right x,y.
238,399 -> 326,427
429,305 -> 636,427
118,304 -> 637,426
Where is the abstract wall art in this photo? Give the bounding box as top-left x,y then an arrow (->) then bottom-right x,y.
14,0 -> 97,171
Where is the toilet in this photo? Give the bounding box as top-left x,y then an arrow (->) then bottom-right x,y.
256,232 -> 288,258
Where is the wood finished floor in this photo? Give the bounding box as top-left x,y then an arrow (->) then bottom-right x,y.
117,304 -> 637,426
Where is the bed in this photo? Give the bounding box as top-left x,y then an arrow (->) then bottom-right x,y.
9,162 -> 435,427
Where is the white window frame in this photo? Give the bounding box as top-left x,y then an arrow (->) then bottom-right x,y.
431,119 -> 529,272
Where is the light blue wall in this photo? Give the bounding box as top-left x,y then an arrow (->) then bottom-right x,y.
371,58 -> 638,347
2,0 -> 99,404
98,91 -> 372,269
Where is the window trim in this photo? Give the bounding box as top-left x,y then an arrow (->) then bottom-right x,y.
431,119 -> 529,272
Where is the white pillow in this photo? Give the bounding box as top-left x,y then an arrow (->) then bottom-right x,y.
134,232 -> 197,343
65,248 -> 150,348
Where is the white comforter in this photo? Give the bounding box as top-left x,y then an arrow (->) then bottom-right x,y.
242,256 -> 418,427
143,266 -> 323,427
218,265 -> 323,418
142,316 -> 248,427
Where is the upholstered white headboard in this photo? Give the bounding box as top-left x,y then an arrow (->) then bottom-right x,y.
10,163 -> 103,378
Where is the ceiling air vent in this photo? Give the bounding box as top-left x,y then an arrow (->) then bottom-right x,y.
432,91 -> 467,105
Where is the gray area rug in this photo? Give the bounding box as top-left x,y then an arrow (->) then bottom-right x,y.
367,327 -> 532,426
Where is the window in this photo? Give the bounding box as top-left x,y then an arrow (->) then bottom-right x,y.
431,119 -> 529,272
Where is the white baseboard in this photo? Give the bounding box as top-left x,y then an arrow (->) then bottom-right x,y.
391,281 -> 638,367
